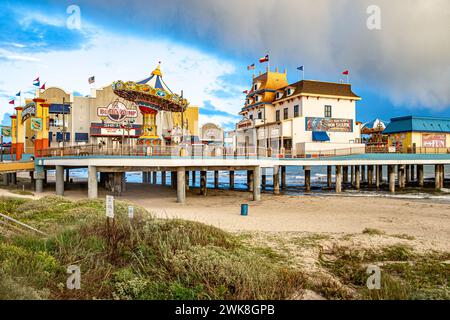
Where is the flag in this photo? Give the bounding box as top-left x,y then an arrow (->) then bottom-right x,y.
259,54 -> 269,63
243,90 -> 248,94
297,66 -> 304,71
88,76 -> 95,84
40,83 -> 46,90
16,91 -> 21,96
342,70 -> 349,75
33,81 -> 40,87
247,63 -> 255,70
9,99 -> 14,105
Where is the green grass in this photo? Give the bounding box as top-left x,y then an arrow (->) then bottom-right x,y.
318,244 -> 450,300
0,196 -> 305,300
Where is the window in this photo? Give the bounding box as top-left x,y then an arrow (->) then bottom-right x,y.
276,110 -> 280,122
276,92 -> 282,99
258,112 -> 262,119
287,88 -> 292,96
249,114 -> 253,120
255,95 -> 259,102
253,83 -> 258,91
324,105 -> 332,118
294,105 -> 299,117
283,108 -> 288,120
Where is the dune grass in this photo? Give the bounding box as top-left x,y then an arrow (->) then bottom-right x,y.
0,196 -> 305,300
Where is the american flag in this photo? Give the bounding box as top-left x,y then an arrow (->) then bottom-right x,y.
247,63 -> 255,70
88,76 -> 95,84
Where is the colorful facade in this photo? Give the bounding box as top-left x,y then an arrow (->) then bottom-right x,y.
384,116 -> 450,153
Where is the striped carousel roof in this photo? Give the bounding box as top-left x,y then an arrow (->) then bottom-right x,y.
136,63 -> 173,94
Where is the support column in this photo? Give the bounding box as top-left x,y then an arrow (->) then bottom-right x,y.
398,165 -> 405,188
177,167 -> 186,204
171,171 -> 177,189
65,169 -> 70,184
192,171 -> 196,187
55,165 -> 64,196
261,168 -> 266,190
281,166 -> 286,189
410,165 -> 415,182
200,171 -> 207,196
248,170 -> 254,192
273,165 -> 280,195
35,178 -> 44,193
335,165 -> 342,193
350,165 -> 355,186
441,164 -> 445,189
355,165 -> 360,190
361,165 -> 366,182
229,170 -> 235,190
304,166 -> 311,192
2,174 -> 8,186
327,166 -> 332,188
406,165 -> 410,184
34,166 -> 44,193
368,165 -> 373,187
343,166 -> 349,184
214,171 -> 219,189
10,173 -> 17,185
388,165 -> 395,193
88,166 -> 98,199
153,171 -> 157,185
185,171 -> 190,191
161,171 -> 166,186
417,164 -> 424,187
435,165 -> 441,189
376,165 -> 380,189
253,166 -> 261,201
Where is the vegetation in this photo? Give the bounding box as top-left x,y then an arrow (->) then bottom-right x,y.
319,244 -> 450,300
0,196 -> 304,300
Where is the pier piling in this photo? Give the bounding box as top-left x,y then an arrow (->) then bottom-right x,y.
88,166 -> 98,199
355,165 -> 360,190
261,168 -> 266,190
327,166 -> 332,188
417,165 -> 424,187
248,170 -> 254,192
177,167 -> 186,203
214,171 -> 219,189
343,166 -> 348,184
153,171 -> 157,185
376,165 -> 380,189
56,165 -> 64,196
368,165 -> 373,187
200,171 -> 207,196
162,171 -> 166,186
273,166 -> 280,195
229,170 -> 234,190
185,171 -> 190,191
253,166 -> 261,201
388,165 -> 395,193
281,166 -> 286,189
335,165 -> 342,193
304,166 -> 311,192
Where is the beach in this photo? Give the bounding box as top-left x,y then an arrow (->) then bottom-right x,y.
11,178 -> 447,252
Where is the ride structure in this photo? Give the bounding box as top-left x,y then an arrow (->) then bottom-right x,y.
112,63 -> 189,146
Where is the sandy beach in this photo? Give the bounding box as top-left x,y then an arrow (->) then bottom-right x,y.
6,179 -> 445,251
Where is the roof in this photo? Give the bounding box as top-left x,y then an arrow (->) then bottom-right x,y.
362,118 -> 388,130
274,80 -> 361,101
383,116 -> 450,134
136,63 -> 173,93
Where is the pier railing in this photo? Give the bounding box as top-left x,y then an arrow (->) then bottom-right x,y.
36,144 -> 368,159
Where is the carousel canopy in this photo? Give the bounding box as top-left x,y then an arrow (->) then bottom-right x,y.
362,118 -> 388,133
112,63 -> 188,113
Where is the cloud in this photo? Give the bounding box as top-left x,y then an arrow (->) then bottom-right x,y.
73,0 -> 450,110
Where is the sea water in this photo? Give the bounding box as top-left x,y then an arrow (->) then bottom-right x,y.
61,165 -> 450,203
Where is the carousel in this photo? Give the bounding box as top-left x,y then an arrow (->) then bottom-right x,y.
112,63 -> 189,146
362,118 -> 388,151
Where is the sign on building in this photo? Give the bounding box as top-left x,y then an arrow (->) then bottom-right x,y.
1,126 -> 11,137
97,101 -> 138,122
306,117 -> 353,132
105,195 -> 114,218
21,102 -> 36,123
31,117 -> 43,131
422,133 -> 446,148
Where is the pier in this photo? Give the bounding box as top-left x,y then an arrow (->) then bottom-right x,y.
18,144 -> 448,203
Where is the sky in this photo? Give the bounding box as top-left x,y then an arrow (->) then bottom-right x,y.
0,0 -> 449,130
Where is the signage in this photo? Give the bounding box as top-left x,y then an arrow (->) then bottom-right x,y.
306,117 -> 353,132
97,101 -> 138,122
31,117 -> 43,131
257,129 -> 265,140
21,103 -> 36,123
99,128 -> 136,136
106,195 -> 114,218
271,128 -> 280,138
128,206 -> 134,219
422,133 -> 446,148
1,126 -> 11,137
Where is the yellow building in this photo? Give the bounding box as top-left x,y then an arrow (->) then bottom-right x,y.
384,116 -> 450,153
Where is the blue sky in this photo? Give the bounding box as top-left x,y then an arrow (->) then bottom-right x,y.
1,0 -> 449,130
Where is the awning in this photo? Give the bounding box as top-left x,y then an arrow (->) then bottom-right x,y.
312,131 -> 330,142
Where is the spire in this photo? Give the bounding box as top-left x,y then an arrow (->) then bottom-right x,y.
151,61 -> 162,77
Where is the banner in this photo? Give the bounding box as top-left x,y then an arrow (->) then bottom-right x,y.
422,133 -> 446,148
306,117 -> 353,132
1,126 -> 11,137
31,117 -> 43,131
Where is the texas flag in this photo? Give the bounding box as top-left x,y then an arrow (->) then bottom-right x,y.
342,70 -> 349,75
259,54 -> 269,63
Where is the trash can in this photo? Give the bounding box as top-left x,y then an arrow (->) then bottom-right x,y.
240,204 -> 248,216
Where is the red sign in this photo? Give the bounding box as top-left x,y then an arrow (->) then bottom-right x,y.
422,133 -> 446,148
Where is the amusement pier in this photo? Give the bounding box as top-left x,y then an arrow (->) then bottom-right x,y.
1,64 -> 450,203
